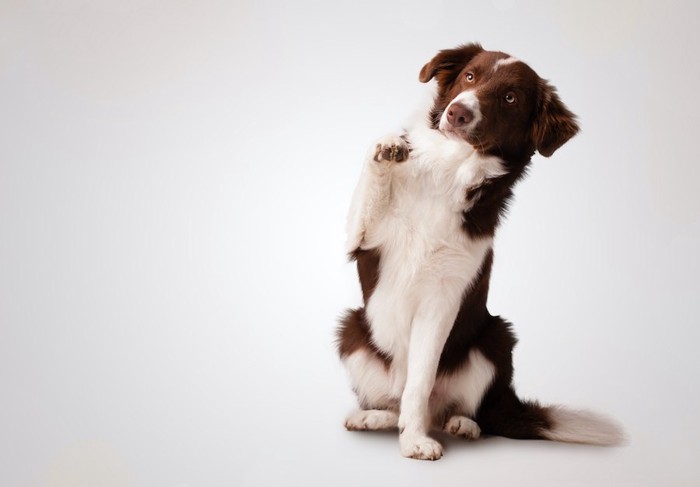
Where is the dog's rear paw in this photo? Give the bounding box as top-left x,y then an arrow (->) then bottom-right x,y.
400,434 -> 443,460
443,415 -> 481,440
373,135 -> 409,164
344,410 -> 398,431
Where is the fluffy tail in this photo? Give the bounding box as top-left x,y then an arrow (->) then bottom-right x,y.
477,386 -> 624,446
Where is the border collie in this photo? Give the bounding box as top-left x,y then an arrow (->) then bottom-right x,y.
336,44 -> 623,460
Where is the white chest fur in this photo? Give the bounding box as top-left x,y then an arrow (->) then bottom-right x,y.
353,125 -> 505,393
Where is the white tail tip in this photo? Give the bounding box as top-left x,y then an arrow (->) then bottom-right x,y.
542,406 -> 625,446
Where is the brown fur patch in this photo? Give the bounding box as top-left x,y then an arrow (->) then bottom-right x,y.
349,248 -> 381,306
336,308 -> 391,368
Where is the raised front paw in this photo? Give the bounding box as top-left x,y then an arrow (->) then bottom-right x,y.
373,135 -> 410,164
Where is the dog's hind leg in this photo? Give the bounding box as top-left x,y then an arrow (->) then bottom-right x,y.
431,348 -> 496,440
337,308 -> 399,430
340,347 -> 396,412
341,349 -> 400,431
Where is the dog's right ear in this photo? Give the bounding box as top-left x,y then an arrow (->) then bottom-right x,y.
419,43 -> 484,85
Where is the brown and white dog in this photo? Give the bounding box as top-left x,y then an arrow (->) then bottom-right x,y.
337,44 -> 623,460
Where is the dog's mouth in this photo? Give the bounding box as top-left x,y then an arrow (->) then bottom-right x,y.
438,113 -> 465,136
439,122 -> 482,147
440,124 -> 467,138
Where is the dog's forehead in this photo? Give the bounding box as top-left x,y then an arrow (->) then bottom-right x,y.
469,51 -> 539,84
471,51 -> 510,68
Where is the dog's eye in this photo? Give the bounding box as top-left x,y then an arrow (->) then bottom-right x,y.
466,72 -> 475,82
504,92 -> 516,104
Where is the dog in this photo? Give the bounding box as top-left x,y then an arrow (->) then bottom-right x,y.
336,43 -> 623,460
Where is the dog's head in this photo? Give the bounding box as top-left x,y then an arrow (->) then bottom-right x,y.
420,43 -> 579,161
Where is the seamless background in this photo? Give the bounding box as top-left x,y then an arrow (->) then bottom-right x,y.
2,1 -> 699,486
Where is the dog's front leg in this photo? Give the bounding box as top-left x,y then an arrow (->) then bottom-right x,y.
398,294 -> 461,461
345,135 -> 409,254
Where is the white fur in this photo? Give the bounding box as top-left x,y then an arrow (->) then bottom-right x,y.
345,409 -> 398,431
345,134 -> 402,254
433,349 -> 496,416
344,104 -> 506,459
493,56 -> 520,71
400,433 -> 443,460
542,407 -> 625,446
342,350 -> 394,409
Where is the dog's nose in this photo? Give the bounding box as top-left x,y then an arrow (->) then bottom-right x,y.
446,103 -> 473,128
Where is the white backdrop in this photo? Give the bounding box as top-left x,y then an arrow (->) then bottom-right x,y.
2,1 -> 699,486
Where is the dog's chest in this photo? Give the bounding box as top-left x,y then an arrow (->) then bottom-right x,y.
365,151 -> 494,358
369,151 -> 488,271
388,170 -> 458,243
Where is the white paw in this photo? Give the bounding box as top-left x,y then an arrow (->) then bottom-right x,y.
399,433 -> 443,461
443,415 -> 481,440
344,410 -> 398,431
372,134 -> 409,164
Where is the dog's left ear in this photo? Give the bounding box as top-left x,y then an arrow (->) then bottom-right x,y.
532,80 -> 580,157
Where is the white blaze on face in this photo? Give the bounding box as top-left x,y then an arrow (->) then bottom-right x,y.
493,56 -> 520,71
439,90 -> 482,134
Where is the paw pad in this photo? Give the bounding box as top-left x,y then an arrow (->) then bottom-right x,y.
373,137 -> 409,163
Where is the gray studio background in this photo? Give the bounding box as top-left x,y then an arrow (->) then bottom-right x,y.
2,0 -> 699,486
